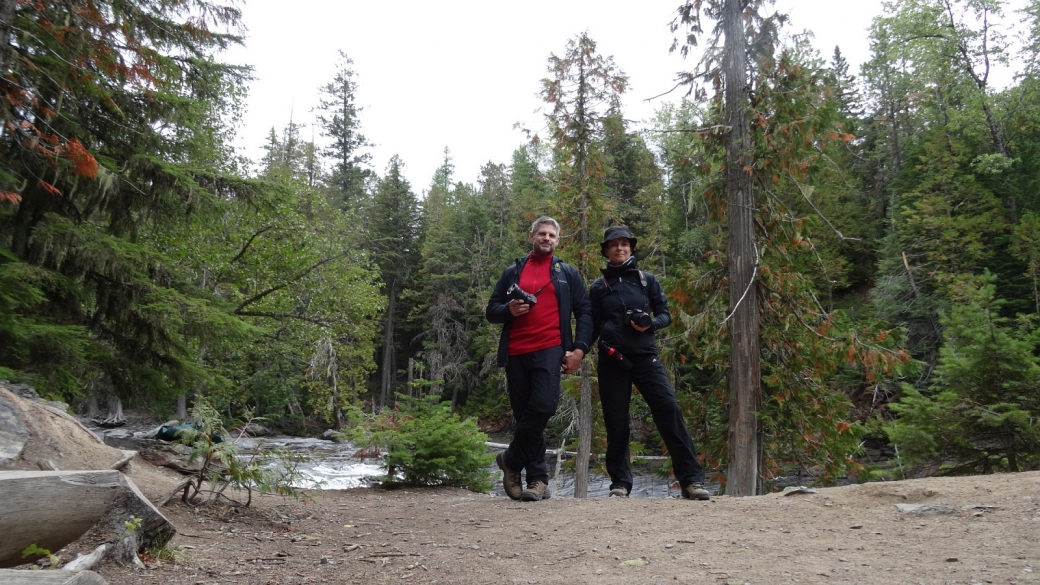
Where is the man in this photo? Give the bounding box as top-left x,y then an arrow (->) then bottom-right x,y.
486,216 -> 593,502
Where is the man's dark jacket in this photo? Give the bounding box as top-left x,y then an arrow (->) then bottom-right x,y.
486,254 -> 593,367
590,257 -> 670,356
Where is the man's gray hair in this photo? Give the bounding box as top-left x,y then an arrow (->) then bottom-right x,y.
529,216 -> 560,235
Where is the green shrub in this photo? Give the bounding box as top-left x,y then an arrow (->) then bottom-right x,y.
356,395 -> 495,492
174,399 -> 319,505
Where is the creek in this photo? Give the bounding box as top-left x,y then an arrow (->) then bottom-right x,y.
235,435 -> 701,498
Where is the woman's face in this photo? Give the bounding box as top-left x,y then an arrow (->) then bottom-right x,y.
605,238 -> 632,265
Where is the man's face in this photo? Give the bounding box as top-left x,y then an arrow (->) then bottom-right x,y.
529,223 -> 559,256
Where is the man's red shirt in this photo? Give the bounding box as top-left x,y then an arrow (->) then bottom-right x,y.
508,252 -> 561,355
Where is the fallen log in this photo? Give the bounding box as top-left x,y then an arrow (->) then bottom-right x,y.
109,450 -> 136,471
62,544 -> 107,572
0,470 -> 121,568
0,568 -> 108,584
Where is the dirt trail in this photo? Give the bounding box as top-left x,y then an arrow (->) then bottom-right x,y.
2,388 -> 1037,585
93,467 -> 1040,585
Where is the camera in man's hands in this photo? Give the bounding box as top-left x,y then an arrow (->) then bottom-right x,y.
626,309 -> 652,329
506,283 -> 538,306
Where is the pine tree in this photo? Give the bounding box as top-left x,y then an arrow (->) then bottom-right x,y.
316,51 -> 372,210
538,32 -> 628,498
888,273 -> 1040,473
368,156 -> 421,408
0,0 -> 252,401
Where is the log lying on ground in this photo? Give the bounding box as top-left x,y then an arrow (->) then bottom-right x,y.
0,470 -> 176,569
0,569 -> 108,584
0,470 -> 122,568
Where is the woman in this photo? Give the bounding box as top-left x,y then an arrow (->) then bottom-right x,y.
589,226 -> 710,500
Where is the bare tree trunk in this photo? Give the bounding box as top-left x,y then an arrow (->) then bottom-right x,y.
83,391 -> 97,418
175,394 -> 187,420
380,286 -> 397,408
0,0 -> 15,74
724,0 -> 761,497
572,363 -> 592,498
408,358 -> 414,398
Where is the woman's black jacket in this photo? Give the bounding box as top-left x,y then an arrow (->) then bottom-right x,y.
485,254 -> 593,367
590,258 -> 670,357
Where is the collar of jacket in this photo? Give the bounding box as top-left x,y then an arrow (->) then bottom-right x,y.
517,254 -> 561,276
600,256 -> 638,277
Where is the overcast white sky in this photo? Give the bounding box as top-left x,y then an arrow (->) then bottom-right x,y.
222,0 -> 888,192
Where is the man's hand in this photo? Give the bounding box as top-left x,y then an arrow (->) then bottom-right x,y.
508,299 -> 530,317
562,349 -> 585,375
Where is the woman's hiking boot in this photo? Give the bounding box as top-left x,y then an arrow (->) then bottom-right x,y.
682,482 -> 711,500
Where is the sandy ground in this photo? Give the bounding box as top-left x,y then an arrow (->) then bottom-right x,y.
2,387 -> 1038,585
90,465 -> 1040,585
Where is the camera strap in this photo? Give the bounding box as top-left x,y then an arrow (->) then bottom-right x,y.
603,270 -> 649,313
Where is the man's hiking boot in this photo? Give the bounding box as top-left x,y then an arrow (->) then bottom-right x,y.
497,453 -> 522,500
521,480 -> 548,501
682,482 -> 711,500
609,486 -> 629,498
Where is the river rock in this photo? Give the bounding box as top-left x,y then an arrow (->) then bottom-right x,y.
321,429 -> 344,442
237,422 -> 272,437
0,384 -> 125,472
0,393 -> 28,464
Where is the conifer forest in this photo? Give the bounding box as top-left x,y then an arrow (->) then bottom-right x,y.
3,0 -> 1040,492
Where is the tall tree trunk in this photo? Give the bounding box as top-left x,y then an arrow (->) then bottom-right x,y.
407,358 -> 415,398
85,393 -> 99,420
573,363 -> 592,498
380,285 -> 397,408
175,394 -> 187,420
724,0 -> 762,497
0,0 -> 15,74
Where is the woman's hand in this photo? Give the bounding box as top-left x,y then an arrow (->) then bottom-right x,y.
562,349 -> 585,374
630,320 -> 651,332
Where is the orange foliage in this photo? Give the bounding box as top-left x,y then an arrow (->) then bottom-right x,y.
61,138 -> 99,178
38,180 -> 61,196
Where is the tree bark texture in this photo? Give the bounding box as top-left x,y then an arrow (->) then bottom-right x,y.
380,286 -> 397,408
723,0 -> 762,497
572,363 -> 592,498
175,394 -> 187,420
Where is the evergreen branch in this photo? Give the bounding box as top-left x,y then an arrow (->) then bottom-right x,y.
786,173 -> 861,241
647,125 -> 731,134
227,225 -> 275,265
235,252 -> 349,312
234,310 -> 333,327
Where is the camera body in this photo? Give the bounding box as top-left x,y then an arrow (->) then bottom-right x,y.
506,283 -> 538,306
626,309 -> 652,329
